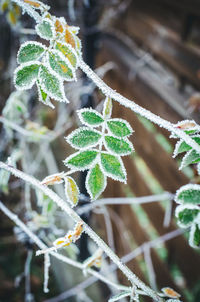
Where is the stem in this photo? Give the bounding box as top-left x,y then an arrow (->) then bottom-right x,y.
0,162 -> 163,301
12,0 -> 42,23
78,58 -> 200,154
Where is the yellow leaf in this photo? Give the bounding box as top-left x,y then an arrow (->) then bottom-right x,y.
64,177 -> 79,206
24,0 -> 41,8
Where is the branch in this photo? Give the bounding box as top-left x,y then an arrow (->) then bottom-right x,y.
78,58 -> 200,154
0,200 -> 128,292
0,162 -> 163,301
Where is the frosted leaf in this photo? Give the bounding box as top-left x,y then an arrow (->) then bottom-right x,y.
161,287 -> 181,299
77,108 -> 104,127
17,41 -> 46,64
36,81 -> 55,109
66,127 -> 101,150
189,223 -> 200,248
175,204 -> 200,228
104,136 -> 133,156
54,18 -> 65,34
86,163 -> 107,200
14,61 -> 40,90
40,172 -> 65,186
108,291 -> 131,301
103,96 -> 112,119
36,18 -> 55,40
175,120 -> 199,134
173,135 -> 200,158
64,27 -> 76,49
100,152 -> 127,183
175,184 -> 200,205
68,26 -> 80,35
47,49 -> 75,81
83,248 -> 103,269
180,149 -> 200,170
55,41 -> 78,68
64,150 -> 98,171
107,118 -> 133,138
64,176 -> 79,207
24,0 -> 49,10
39,65 -> 68,103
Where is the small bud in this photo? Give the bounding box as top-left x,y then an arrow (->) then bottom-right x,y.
103,96 -> 112,119
175,120 -> 197,130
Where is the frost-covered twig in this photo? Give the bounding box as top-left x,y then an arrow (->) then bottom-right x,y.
0,200 -> 128,293
12,0 -> 42,22
78,58 -> 200,154
77,192 -> 173,215
0,162 -> 163,301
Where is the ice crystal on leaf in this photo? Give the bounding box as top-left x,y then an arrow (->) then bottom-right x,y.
64,150 -> 98,171
107,118 -> 133,138
104,135 -> 133,156
175,205 -> 200,228
189,223 -> 200,248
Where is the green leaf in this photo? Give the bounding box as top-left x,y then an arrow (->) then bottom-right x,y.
36,19 -> 54,40
175,184 -> 200,205
104,136 -> 133,156
100,152 -> 126,182
67,128 -> 101,149
64,177 -> 79,207
14,62 -> 40,90
174,136 -> 200,157
180,149 -> 200,169
108,291 -> 131,302
64,150 -> 98,170
17,41 -> 46,64
37,81 -> 55,109
48,50 -> 74,80
189,224 -> 200,248
55,42 -> 77,68
86,163 -> 106,200
176,205 -> 199,227
39,65 -> 67,102
78,108 -> 104,127
107,119 -> 133,138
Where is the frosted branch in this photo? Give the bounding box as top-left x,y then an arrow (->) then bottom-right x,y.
12,0 -> 42,23
0,162 -> 163,301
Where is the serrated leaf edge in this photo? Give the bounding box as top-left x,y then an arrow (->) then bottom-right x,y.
107,118 -> 133,138
63,150 -> 99,171
175,183 -> 200,204
175,204 -> 200,228
35,18 -> 55,40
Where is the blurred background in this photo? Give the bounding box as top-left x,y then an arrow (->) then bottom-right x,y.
1,0 -> 200,301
